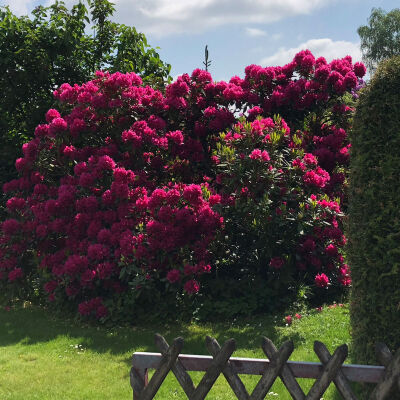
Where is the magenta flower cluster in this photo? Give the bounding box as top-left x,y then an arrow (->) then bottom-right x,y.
0,50 -> 364,319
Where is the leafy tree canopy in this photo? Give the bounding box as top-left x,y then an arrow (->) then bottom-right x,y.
358,7 -> 400,72
0,0 -> 171,186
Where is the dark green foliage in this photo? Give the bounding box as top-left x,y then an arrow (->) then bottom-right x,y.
358,8 -> 400,73
349,56 -> 400,366
0,0 -> 171,188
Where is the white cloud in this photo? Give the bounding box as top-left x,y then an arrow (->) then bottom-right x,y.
260,38 -> 362,66
111,0 -> 334,37
1,0 -> 337,38
31,0 -> 334,37
245,27 -> 267,37
0,0 -> 35,15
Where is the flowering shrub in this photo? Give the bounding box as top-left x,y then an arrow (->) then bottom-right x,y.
209,115 -> 350,311
0,51 -> 365,320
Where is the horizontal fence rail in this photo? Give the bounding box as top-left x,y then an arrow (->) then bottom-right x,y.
132,352 -> 385,382
130,334 -> 400,400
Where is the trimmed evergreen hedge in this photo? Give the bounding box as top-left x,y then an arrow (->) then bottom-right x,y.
349,56 -> 400,365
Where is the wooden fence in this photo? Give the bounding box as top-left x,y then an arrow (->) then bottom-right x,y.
130,334 -> 400,399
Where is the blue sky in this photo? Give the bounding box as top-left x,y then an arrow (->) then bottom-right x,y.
1,0 -> 399,81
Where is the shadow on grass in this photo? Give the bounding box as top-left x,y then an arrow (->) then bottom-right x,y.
0,305 -> 303,366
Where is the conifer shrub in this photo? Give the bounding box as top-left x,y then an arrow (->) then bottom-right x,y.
349,56 -> 400,364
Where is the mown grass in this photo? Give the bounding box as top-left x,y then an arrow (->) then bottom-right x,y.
0,304 -> 352,399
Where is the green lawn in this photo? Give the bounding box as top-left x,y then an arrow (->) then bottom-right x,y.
0,304 -> 353,399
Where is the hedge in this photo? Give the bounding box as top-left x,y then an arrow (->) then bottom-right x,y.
349,56 -> 400,366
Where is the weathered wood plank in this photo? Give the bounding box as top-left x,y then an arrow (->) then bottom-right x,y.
138,336 -> 184,400
375,342 -> 393,367
155,334 -> 196,398
130,366 -> 145,400
131,352 -> 385,383
206,336 -> 250,400
250,340 -> 294,400
370,347 -> 400,400
314,341 -> 357,400
262,337 -> 305,400
306,343 -> 348,400
191,338 -> 236,400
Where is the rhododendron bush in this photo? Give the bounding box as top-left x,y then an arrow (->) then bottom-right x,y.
0,50 -> 365,321
207,116 -> 350,314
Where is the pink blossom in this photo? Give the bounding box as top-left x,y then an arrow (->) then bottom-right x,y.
269,257 -> 285,269
261,150 -> 270,161
325,243 -> 339,257
97,262 -> 114,279
249,149 -> 262,160
6,197 -> 26,212
113,168 -> 135,184
191,68 -> 212,84
34,124 -> 49,138
8,268 -> 23,281
148,115 -> 166,130
148,188 -> 167,209
78,301 -> 91,316
111,182 -> 129,200
74,162 -> 88,176
45,109 -> 61,123
247,106 -> 263,121
303,153 -> 317,165
303,168 -> 330,188
2,219 -> 20,236
97,155 -> 116,171
208,194 -> 221,206
87,244 -> 110,261
353,62 -> 366,78
36,224 -> 47,238
166,130 -> 184,145
314,65 -> 330,81
49,117 -> 68,135
81,269 -> 96,285
22,140 -> 38,159
64,255 -> 88,277
292,159 -> 305,170
79,172 -> 96,187
184,279 -> 200,294
183,184 -> 203,207
315,273 -> 329,288
15,158 -> 30,172
344,72 -> 357,89
196,264 -> 211,274
96,305 -> 108,319
62,145 -> 76,158
70,118 -> 86,136
44,280 -> 58,293
166,269 -> 181,283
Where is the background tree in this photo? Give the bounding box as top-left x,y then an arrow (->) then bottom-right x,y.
0,0 -> 171,190
358,7 -> 400,73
